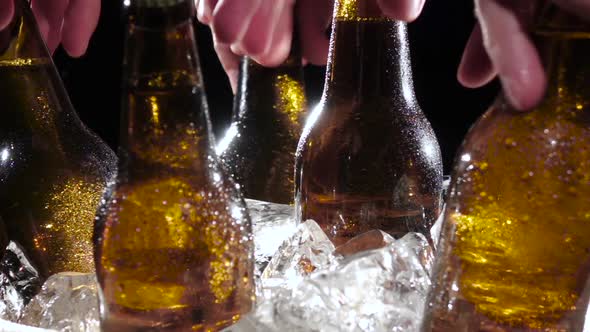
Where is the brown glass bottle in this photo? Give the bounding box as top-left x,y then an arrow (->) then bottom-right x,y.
423,5 -> 590,332
295,0 -> 443,246
216,36 -> 307,204
95,1 -> 254,331
0,0 -> 117,279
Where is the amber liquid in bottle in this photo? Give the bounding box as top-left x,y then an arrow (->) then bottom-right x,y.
423,6 -> 590,332
295,0 -> 443,246
217,38 -> 307,204
95,1 -> 254,330
0,0 -> 116,279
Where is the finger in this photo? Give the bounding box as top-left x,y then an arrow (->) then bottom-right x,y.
197,0 -> 217,24
0,0 -> 15,30
298,0 -> 331,65
61,0 -> 101,57
552,0 -> 590,20
239,0 -> 285,58
31,0 -> 69,54
250,0 -> 293,66
476,0 -> 546,111
457,24 -> 497,88
213,36 -> 240,93
377,0 -> 425,22
211,0 -> 261,45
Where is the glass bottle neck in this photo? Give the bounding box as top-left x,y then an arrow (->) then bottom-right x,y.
0,0 -> 47,61
124,0 -> 198,70
539,36 -> 590,106
324,0 -> 418,108
233,17 -> 303,119
0,0 -> 80,147
126,0 -> 193,28
534,8 -> 590,111
122,1 -> 213,170
235,46 -> 304,120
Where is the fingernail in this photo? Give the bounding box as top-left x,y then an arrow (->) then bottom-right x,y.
501,76 -> 525,110
230,44 -> 244,56
227,68 -> 238,94
501,68 -> 543,111
196,0 -> 210,24
412,0 -> 425,18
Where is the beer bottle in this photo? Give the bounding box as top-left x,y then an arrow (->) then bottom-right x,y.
95,0 -> 254,330
295,0 -> 443,246
0,0 -> 117,279
216,32 -> 307,204
423,4 -> 590,331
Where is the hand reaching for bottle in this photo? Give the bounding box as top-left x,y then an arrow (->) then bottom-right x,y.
0,0 -> 101,56
459,0 -> 590,110
196,0 -> 426,92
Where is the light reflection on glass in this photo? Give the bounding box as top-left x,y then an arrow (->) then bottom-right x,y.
215,123 -> 238,156
584,304 -> 590,332
422,141 -> 436,159
0,148 -> 8,162
300,103 -> 322,140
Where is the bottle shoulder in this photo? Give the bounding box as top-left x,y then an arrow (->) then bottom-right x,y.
448,98 -> 590,208
299,101 -> 439,153
0,128 -> 116,188
296,106 -> 443,188
310,97 -> 430,125
456,98 -> 590,162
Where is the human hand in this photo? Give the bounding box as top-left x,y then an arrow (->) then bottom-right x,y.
196,0 -> 426,92
0,0 -> 101,56
458,0 -> 590,110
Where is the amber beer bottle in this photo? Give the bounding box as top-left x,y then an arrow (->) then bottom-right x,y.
95,0 -> 254,330
295,0 -> 443,246
423,5 -> 590,331
0,0 -> 116,279
217,36 -> 307,204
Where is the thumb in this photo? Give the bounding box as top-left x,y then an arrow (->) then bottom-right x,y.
213,36 -> 240,93
475,0 -> 546,110
377,0 -> 425,22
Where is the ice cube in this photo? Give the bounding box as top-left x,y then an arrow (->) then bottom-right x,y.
221,300 -> 292,332
0,241 -> 42,322
19,272 -> 99,332
266,232 -> 433,332
394,232 -> 435,279
246,199 -> 297,275
225,230 -> 434,331
429,205 -> 446,249
261,220 -> 336,295
334,230 -> 395,258
0,317 -> 54,332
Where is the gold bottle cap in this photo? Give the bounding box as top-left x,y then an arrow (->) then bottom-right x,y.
335,0 -> 387,21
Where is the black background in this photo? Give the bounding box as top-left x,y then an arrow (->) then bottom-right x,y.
53,0 -> 499,173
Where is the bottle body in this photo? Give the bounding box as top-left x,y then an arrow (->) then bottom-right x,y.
423,17 -> 590,331
95,2 -> 254,330
98,169 -> 254,331
217,55 -> 307,204
0,0 -> 116,278
295,2 -> 443,246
